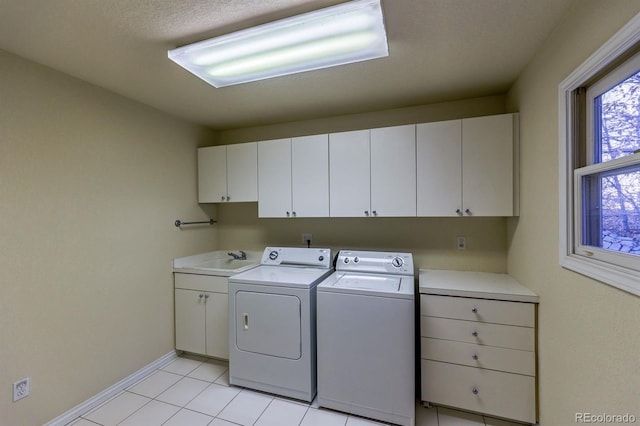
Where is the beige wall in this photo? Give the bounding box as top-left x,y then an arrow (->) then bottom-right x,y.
217,203 -> 508,273
216,95 -> 510,273
0,50 -> 217,425
506,0 -> 640,424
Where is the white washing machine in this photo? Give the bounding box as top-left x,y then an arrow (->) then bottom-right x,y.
317,250 -> 415,426
228,246 -> 332,402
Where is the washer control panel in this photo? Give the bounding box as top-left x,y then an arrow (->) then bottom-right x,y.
337,250 -> 413,275
261,247 -> 332,268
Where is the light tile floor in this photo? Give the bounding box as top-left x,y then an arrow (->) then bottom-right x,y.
67,355 -> 523,426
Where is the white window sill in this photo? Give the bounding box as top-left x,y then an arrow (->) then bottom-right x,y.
561,253 -> 640,296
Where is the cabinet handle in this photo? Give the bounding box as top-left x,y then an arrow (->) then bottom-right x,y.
286,211 -> 290,217
292,211 -> 296,217
471,307 -> 478,314
465,208 -> 471,215
204,294 -> 209,300
472,331 -> 479,337
226,196 -> 230,201
364,210 -> 369,216
472,387 -> 479,395
472,354 -> 479,361
198,294 -> 204,299
221,196 -> 225,202
243,313 -> 249,330
372,210 -> 377,216
456,209 -> 462,215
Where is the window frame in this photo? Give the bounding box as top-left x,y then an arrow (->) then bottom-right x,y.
559,12 -> 640,296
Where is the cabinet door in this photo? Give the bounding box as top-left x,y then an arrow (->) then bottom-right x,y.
227,142 -> 257,202
462,114 -> 514,216
258,138 -> 292,218
175,289 -> 206,354
370,125 -> 416,216
417,120 -> 462,216
329,130 -> 370,217
205,292 -> 229,359
197,146 -> 227,203
292,134 -> 329,217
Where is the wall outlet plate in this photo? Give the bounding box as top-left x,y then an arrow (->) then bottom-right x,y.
302,233 -> 313,246
456,236 -> 466,250
13,377 -> 30,402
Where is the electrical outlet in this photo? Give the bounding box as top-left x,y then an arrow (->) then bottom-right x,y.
13,378 -> 30,402
302,233 -> 313,246
456,236 -> 466,250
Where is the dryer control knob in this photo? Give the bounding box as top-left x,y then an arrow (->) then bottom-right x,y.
269,250 -> 279,260
391,256 -> 404,268
318,256 -> 324,261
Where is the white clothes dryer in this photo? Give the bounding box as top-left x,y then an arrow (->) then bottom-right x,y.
317,250 -> 415,426
228,247 -> 332,402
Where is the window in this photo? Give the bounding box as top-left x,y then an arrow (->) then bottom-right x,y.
560,13 -> 640,296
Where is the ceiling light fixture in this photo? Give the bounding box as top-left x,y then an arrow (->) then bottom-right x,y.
168,0 -> 388,88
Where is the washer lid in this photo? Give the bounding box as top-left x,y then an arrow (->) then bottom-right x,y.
319,272 -> 414,298
229,265 -> 332,288
334,275 -> 401,292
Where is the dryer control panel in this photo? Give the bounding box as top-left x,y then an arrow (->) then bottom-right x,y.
261,247 -> 332,268
336,250 -> 414,275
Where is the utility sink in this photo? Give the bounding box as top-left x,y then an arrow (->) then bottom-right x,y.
173,250 -> 260,276
196,259 -> 255,271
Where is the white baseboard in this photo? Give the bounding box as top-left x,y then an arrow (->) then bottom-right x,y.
44,350 -> 178,426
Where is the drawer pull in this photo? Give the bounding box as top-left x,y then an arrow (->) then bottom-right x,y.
472,354 -> 479,361
471,307 -> 478,314
472,387 -> 479,395
472,331 -> 479,337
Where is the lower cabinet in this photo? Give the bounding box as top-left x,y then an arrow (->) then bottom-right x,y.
174,273 -> 229,360
419,270 -> 539,424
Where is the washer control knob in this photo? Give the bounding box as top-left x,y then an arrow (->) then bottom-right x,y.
344,257 -> 350,264
353,257 -> 360,263
318,255 -> 324,262
269,250 -> 278,260
391,256 -> 404,268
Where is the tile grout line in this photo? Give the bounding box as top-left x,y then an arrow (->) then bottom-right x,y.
78,357 -> 416,426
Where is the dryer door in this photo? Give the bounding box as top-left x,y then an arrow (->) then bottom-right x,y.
235,291 -> 301,359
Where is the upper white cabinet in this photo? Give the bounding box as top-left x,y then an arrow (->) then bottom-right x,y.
258,135 -> 329,218
258,138 -> 291,218
330,126 -> 416,217
417,120 -> 462,216
198,142 -> 257,203
292,135 -> 330,217
462,114 -> 515,216
417,114 -> 517,217
329,130 -> 371,217
198,114 -> 517,217
198,145 -> 226,203
371,125 -> 417,217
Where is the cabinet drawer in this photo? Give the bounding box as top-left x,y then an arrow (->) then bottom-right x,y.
420,316 -> 534,351
421,337 -> 535,376
420,294 -> 534,327
174,273 -> 228,293
421,360 -> 536,424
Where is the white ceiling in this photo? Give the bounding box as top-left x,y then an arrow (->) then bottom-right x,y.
0,0 -> 573,130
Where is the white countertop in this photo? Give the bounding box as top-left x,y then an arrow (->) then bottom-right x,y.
419,269 -> 539,303
173,250 -> 260,277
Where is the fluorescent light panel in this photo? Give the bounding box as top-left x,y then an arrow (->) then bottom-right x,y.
168,0 -> 388,87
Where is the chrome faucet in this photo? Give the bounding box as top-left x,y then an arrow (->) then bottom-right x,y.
228,250 -> 247,260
